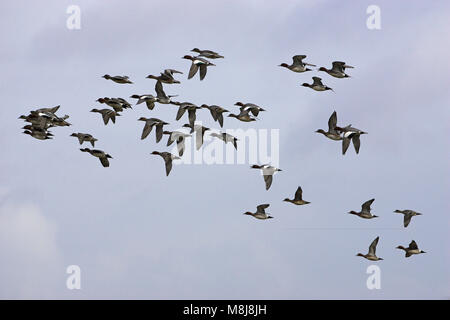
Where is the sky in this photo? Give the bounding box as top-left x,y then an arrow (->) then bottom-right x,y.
0,0 -> 449,299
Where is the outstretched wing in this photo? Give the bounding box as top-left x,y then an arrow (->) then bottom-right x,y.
188,63 -> 199,79
352,134 -> 361,154
368,236 -> 379,255
342,136 -> 351,155
199,65 -> 207,80
155,80 -> 167,99
141,122 -> 153,140
256,204 -> 270,213
263,175 -> 273,190
328,111 -> 338,132
361,199 -> 375,213
408,240 -> 418,250
403,213 -> 412,228
312,77 -> 323,86
294,186 -> 303,201
99,157 -> 110,168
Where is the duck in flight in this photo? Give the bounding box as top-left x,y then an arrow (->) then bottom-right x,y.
191,48 -> 224,59
146,69 -> 182,84
150,151 -> 180,176
251,164 -> 282,190
318,61 -> 354,78
396,240 -> 426,258
339,125 -> 367,155
80,148 -> 113,167
129,94 -> 157,110
138,117 -> 169,142
182,55 -> 216,80
171,101 -> 202,128
315,111 -> 342,141
228,106 -> 257,122
102,74 -> 133,84
90,108 -> 120,125
302,77 -> 334,92
155,80 -> 178,104
70,133 -> 97,147
279,55 -> 316,73
201,104 -> 229,127
394,209 -> 422,228
234,102 -> 266,117
357,236 -> 383,261
244,204 -> 273,220
283,186 -> 310,205
349,199 -> 378,219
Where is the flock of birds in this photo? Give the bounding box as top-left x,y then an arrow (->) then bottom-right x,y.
19,49 -> 426,260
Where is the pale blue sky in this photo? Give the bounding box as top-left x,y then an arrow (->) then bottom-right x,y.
0,0 -> 449,299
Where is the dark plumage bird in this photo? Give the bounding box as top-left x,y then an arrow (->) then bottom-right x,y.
191,48 -> 224,59
234,102 -> 266,117
146,69 -> 182,84
90,108 -> 120,125
102,74 -> 133,84
70,133 -> 97,147
396,240 -> 426,258
279,55 -> 316,73
155,80 -> 178,104
318,61 -> 354,78
182,55 -> 215,80
301,76 -> 334,92
171,102 -> 202,128
80,148 -> 113,167
339,125 -> 367,155
201,104 -> 229,127
357,236 -> 383,261
394,209 -> 422,228
129,94 -> 157,110
227,106 -> 257,122
251,164 -> 282,190
150,151 -> 180,176
348,199 -> 378,219
315,111 -> 342,141
138,117 -> 169,142
244,204 -> 273,220
283,186 -> 310,205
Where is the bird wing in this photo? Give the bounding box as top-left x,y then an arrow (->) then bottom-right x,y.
141,122 -> 153,140
342,136 -> 351,155
195,129 -> 204,150
102,112 -> 110,125
328,111 -> 338,132
403,213 -> 412,228
352,134 -> 361,154
332,61 -> 346,73
155,123 -> 164,143
263,175 -> 273,190
77,135 -> 84,145
312,77 -> 323,86
163,155 -> 173,176
176,106 -> 187,121
176,137 -> 185,156
155,80 -> 167,99
217,112 -> 224,127
292,55 -> 306,65
294,186 -> 303,201
256,204 -> 270,213
188,109 -> 196,127
99,157 -> 110,168
199,65 -> 207,80
361,199 -> 375,213
188,63 -> 199,79
409,240 -> 418,250
369,237 -> 379,255
145,100 -> 155,110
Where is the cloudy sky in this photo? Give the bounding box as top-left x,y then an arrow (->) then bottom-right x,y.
1,0 -> 449,299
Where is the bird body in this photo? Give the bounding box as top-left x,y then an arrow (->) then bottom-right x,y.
349,199 -> 378,219
284,186 -> 310,205
357,237 -> 383,261
80,148 -> 112,167
244,204 -> 273,220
